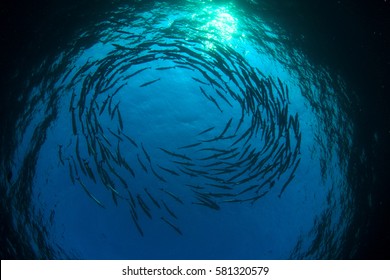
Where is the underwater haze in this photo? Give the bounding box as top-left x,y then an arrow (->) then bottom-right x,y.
0,0 -> 387,259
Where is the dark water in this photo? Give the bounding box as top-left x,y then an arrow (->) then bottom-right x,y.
0,0 -> 389,259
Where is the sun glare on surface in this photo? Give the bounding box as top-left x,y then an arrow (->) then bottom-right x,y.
192,6 -> 237,48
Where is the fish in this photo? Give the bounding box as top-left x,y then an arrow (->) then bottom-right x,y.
218,118 -> 233,139
58,145 -> 64,166
121,158 -> 136,178
192,77 -> 209,85
178,167 -> 198,177
112,43 -> 132,50
75,136 -> 86,175
215,89 -> 233,107
107,127 -> 123,142
219,151 -> 240,161
83,160 -> 97,183
117,108 -> 123,130
99,95 -> 110,115
137,154 -> 148,173
231,126 -> 252,146
131,53 -> 156,63
159,148 -> 191,161
243,191 -> 269,205
69,91 -> 76,112
198,147 -> 228,153
71,108 -> 77,135
192,194 -> 220,210
175,65 -> 194,71
185,184 -> 204,190
112,83 -> 127,97
171,160 -> 195,166
120,131 -> 138,148
129,207 -> 144,237
139,78 -> 161,88
285,84 -> 290,103
69,156 -> 79,177
161,217 -> 182,235
197,68 -> 216,88
160,188 -> 184,204
97,163 -> 110,184
162,201 -> 177,219
141,144 -> 151,164
221,198 -> 245,203
156,66 -> 176,70
106,183 -> 120,196
91,108 -> 100,134
208,95 -> 223,112
285,130 -> 291,151
78,80 -> 89,118
199,152 -> 224,161
110,102 -> 119,120
106,161 -> 128,188
67,160 -> 75,185
76,177 -> 105,208
238,145 -> 251,161
100,132 -> 112,147
62,64 -> 76,84
277,77 -> 285,98
150,166 -> 167,183
205,183 -> 232,190
123,67 -> 151,80
212,167 -> 237,175
296,132 -> 302,152
197,126 -> 215,136
182,166 -> 209,175
126,189 -> 136,209
144,188 -> 160,208
157,164 -> 180,176
290,157 -> 301,177
137,195 -> 152,219
107,95 -> 114,115
272,144 -> 286,162
278,174 -> 295,198
86,137 -> 96,156
111,191 -> 118,206
178,142 -> 202,149
199,86 -> 212,101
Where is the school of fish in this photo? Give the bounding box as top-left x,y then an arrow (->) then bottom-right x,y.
56,18 -> 302,237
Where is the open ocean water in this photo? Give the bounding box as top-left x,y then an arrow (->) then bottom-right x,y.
0,0 -> 389,259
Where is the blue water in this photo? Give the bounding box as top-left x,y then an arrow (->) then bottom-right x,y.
1,0 -> 359,259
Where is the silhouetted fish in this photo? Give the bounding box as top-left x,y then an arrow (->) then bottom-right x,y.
139,78 -> 161,88
161,217 -> 182,235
